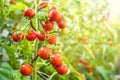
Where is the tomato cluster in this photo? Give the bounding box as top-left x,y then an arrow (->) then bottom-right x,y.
11,0 -> 68,76
49,6 -> 66,29
38,48 -> 68,75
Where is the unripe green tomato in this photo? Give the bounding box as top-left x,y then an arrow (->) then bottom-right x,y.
60,28 -> 69,35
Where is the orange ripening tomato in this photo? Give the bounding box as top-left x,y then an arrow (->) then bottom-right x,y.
9,0 -> 15,4
108,40 -> 113,46
79,35 -> 83,40
86,64 -> 93,73
79,58 -> 89,65
83,39 -> 89,45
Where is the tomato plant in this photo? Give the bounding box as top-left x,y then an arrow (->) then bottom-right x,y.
0,0 -> 119,80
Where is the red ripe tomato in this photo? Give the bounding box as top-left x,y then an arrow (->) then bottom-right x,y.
9,0 -> 15,4
48,36 -> 57,44
50,54 -> 62,67
48,6 -> 57,13
42,20 -> 54,31
26,29 -> 37,41
39,0 -> 48,8
56,63 -> 68,75
24,8 -> 35,19
49,10 -> 63,22
20,64 -> 32,76
57,20 -> 66,29
79,58 -> 89,65
37,33 -> 45,41
12,32 -> 24,42
38,47 -> 50,60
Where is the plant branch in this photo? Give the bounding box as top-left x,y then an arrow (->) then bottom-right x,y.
30,20 -> 36,31
31,54 -> 39,64
37,71 -> 48,80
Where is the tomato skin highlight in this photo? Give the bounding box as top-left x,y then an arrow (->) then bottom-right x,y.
37,33 -> 45,41
24,8 -> 35,19
12,32 -> 24,42
26,29 -> 37,41
42,20 -> 54,31
20,64 -> 33,76
57,20 -> 66,29
48,36 -> 57,44
56,63 -> 68,75
38,47 -> 50,60
50,54 -> 62,67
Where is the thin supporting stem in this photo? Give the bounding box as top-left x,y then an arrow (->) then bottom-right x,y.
49,72 -> 57,80
31,54 -> 39,64
37,71 -> 48,80
30,20 -> 36,31
32,0 -> 38,80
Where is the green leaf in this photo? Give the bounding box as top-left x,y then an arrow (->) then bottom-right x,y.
1,44 -> 18,60
0,0 -> 7,21
62,56 -> 84,80
0,63 -> 14,80
1,44 -> 19,68
82,45 -> 95,59
96,66 -> 108,80
7,2 -> 27,15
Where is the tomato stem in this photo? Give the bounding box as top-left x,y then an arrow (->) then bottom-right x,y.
30,20 -> 36,31
32,0 -> 38,80
31,54 -> 39,64
37,71 -> 48,80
